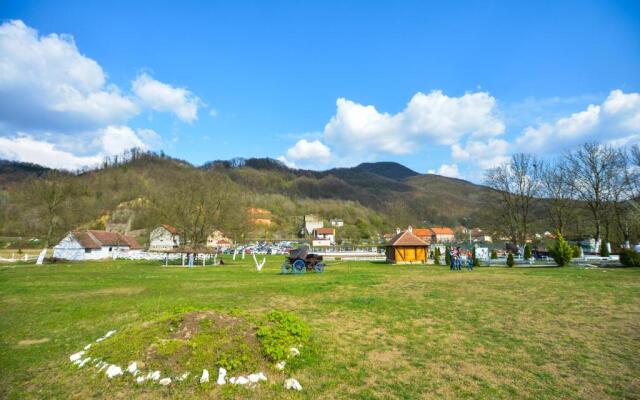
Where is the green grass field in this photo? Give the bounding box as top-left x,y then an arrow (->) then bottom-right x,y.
1,257 -> 638,399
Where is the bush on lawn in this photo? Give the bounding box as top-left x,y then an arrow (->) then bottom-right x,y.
620,249 -> 640,268
433,247 -> 441,265
600,240 -> 610,257
506,253 -> 514,267
472,249 -> 481,267
549,232 -> 573,266
524,244 -> 532,260
445,246 -> 451,266
490,249 -> 498,259
571,245 -> 582,258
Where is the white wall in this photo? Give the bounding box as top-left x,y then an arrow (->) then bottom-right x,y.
149,227 -> 179,251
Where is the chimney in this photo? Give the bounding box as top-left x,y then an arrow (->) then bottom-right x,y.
396,227 -> 401,234
408,225 -> 413,233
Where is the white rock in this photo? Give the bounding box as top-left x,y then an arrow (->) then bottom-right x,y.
77,357 -> 91,368
200,369 -> 209,383
83,343 -> 92,350
177,372 -> 190,381
159,377 -> 171,386
276,361 -> 286,370
96,330 -> 117,342
216,367 -> 227,385
148,371 -> 161,381
289,347 -> 300,357
229,377 -> 236,384
136,376 -> 146,384
248,372 -> 267,383
127,362 -> 138,374
234,376 -> 249,385
284,378 -> 302,391
106,365 -> 123,379
69,351 -> 85,362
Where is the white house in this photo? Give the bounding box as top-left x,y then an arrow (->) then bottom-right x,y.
53,230 -> 142,260
313,227 -> 336,246
206,230 -> 232,250
330,219 -> 344,227
149,224 -> 180,251
304,214 -> 323,234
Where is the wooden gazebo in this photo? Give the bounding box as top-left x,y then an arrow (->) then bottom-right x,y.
385,227 -> 429,264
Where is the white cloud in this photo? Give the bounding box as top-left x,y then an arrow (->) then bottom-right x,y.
451,138 -> 511,169
516,90 -> 640,152
100,125 -> 156,156
209,108 -> 219,117
0,20 -> 138,132
323,90 -> 504,156
285,139 -> 331,163
0,135 -> 102,170
428,163 -> 460,178
276,155 -> 296,169
132,73 -> 200,122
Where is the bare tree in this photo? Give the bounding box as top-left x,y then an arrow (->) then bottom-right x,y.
565,142 -> 625,241
541,158 -> 574,235
26,172 -> 76,247
484,153 -> 544,245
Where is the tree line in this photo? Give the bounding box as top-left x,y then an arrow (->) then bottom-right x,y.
484,142 -> 640,249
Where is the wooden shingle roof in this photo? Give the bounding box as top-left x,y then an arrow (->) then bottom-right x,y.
386,230 -> 429,247
72,230 -> 142,249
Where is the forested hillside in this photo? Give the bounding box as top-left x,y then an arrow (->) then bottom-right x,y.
0,152 -> 545,244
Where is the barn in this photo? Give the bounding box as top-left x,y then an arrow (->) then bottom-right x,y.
53,230 -> 142,260
385,227 -> 429,264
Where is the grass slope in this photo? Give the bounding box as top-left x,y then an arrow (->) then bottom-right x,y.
1,257 -> 639,399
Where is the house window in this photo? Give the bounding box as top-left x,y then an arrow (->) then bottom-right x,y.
109,247 -> 113,251
85,249 -> 91,253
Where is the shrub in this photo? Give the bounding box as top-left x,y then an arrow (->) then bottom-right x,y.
506,253 -> 514,267
472,249 -> 481,267
600,241 -> 610,257
524,244 -> 532,260
433,247 -> 441,265
620,249 -> 640,268
490,249 -> 498,259
549,232 -> 572,266
571,245 -> 582,258
445,246 -> 451,266
257,311 -> 310,361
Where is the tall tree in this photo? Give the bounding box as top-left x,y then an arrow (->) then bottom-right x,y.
565,143 -> 625,241
541,159 -> 574,235
484,153 -> 543,245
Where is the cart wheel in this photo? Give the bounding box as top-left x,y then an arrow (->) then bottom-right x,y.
292,259 -> 306,273
314,263 -> 325,273
281,261 -> 292,274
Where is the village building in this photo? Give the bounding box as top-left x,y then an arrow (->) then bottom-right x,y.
330,218 -> 344,227
313,227 -> 335,247
385,226 -> 429,264
53,230 -> 142,260
149,224 -> 181,251
470,228 -> 493,243
303,214 -> 323,234
206,230 -> 232,250
408,226 -> 456,244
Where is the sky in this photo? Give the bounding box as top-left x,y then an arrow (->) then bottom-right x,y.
0,0 -> 639,181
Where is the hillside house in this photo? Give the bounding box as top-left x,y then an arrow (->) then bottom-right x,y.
313,227 -> 335,246
385,227 -> 429,264
470,228 -> 492,243
149,224 -> 180,251
304,214 -> 323,234
53,230 -> 142,260
330,219 -> 344,227
410,226 -> 455,244
206,230 -> 232,250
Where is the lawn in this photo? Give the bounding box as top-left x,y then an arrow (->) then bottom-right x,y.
1,257 -> 639,399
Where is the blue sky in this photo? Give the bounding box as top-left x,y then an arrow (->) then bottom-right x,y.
0,0 -> 639,180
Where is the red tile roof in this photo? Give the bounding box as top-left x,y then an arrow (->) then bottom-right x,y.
386,230 -> 429,246
72,230 -> 142,249
315,228 -> 334,235
412,228 -> 432,238
162,224 -> 178,234
429,227 -> 454,235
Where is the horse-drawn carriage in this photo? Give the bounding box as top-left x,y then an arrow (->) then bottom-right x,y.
281,246 -> 325,274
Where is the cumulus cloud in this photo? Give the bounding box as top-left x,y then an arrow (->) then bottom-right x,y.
0,20 -> 199,169
516,90 -> 640,152
132,73 -> 200,122
285,139 -> 331,163
0,135 -> 103,170
428,163 -> 460,178
451,138 -> 511,169
0,20 -> 138,133
323,90 -> 504,155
